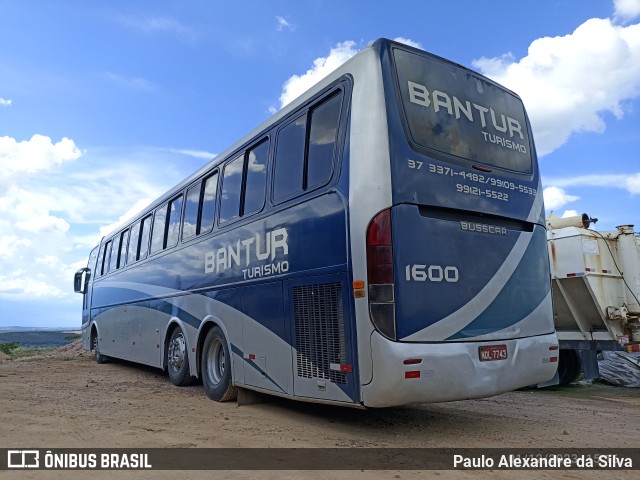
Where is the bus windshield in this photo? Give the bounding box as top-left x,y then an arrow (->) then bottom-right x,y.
394,48 -> 532,173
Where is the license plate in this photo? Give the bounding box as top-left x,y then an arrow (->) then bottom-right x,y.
479,344 -> 508,361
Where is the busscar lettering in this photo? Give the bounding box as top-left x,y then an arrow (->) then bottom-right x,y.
408,81 -> 527,154
460,221 -> 508,236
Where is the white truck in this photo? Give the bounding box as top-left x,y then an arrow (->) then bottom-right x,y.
545,214 -> 640,385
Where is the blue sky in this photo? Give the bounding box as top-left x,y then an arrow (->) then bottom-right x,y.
1,0 -> 639,328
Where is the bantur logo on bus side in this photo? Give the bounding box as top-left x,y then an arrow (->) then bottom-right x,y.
204,227 -> 289,275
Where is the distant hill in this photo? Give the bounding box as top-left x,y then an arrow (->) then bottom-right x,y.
0,326 -> 78,333
0,330 -> 81,348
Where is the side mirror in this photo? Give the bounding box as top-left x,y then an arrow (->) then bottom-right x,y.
74,268 -> 91,294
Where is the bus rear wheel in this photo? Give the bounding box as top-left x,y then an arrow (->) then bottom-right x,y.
201,326 -> 237,402
167,327 -> 195,386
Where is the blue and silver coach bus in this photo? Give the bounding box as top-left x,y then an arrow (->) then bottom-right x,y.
74,39 -> 558,407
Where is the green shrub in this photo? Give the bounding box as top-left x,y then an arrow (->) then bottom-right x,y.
0,342 -> 20,355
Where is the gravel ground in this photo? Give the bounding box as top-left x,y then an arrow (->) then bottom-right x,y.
1,342 -> 638,480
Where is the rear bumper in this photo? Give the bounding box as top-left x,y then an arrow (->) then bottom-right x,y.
361,331 -> 558,407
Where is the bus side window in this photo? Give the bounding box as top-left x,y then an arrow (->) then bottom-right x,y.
199,173 -> 218,234
108,236 -> 119,272
183,181 -> 201,240
307,92 -> 342,190
88,246 -> 99,273
273,114 -> 306,201
166,195 -> 183,248
150,204 -> 168,255
273,89 -> 343,202
119,230 -> 129,268
128,220 -> 141,264
243,140 -> 269,216
85,246 -> 99,307
139,215 -> 152,260
103,240 -> 112,275
183,174 -> 216,240
97,243 -> 107,277
219,155 -> 243,224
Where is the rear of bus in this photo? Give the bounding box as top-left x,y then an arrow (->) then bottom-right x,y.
361,41 -> 557,406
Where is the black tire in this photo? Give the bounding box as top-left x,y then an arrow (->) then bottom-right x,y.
201,326 -> 237,402
167,327 -> 195,386
557,349 -> 582,385
92,332 -> 108,364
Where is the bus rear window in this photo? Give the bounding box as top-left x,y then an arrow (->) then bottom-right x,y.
393,49 -> 532,173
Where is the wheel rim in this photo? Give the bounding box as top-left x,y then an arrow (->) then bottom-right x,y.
168,332 -> 186,373
205,337 -> 225,386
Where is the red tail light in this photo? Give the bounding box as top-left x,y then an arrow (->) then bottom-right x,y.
366,209 -> 394,284
366,209 -> 396,340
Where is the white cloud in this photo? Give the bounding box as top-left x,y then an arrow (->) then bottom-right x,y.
0,97 -> 11,107
393,37 -> 422,49
279,41 -> 359,108
99,198 -> 153,237
614,0 -> 640,23
117,14 -> 197,43
157,147 -> 216,160
102,72 -> 158,93
0,236 -> 31,257
561,210 -> 579,218
626,172 -> 640,193
1,186 -> 71,233
543,173 -> 640,195
35,255 -> 67,269
0,140 -> 184,301
72,234 -> 104,250
276,16 -> 293,31
0,134 -> 82,176
36,161 -> 170,225
472,18 -> 640,156
0,184 -> 90,299
0,275 -> 65,299
543,186 -> 580,210
15,215 -> 70,234
69,258 -> 89,271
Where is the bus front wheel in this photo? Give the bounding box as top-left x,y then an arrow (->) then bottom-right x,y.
201,326 -> 237,402
92,333 -> 108,364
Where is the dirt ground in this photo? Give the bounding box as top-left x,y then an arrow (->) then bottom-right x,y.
1,342 -> 638,480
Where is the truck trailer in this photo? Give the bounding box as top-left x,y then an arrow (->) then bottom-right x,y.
546,214 -> 640,385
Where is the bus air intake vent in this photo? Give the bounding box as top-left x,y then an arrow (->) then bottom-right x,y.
293,281 -> 347,384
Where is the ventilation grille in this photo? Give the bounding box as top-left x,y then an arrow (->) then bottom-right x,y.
293,281 -> 347,384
